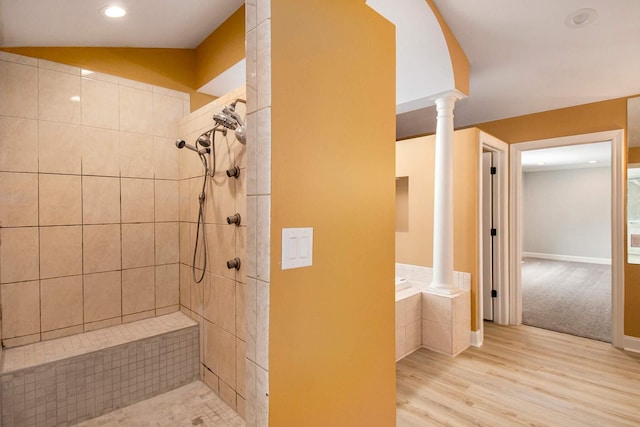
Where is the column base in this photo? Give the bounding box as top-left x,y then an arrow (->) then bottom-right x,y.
421,288 -> 470,357
427,284 -> 465,296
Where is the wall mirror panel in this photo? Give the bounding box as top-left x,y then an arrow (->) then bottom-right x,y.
627,96 -> 640,264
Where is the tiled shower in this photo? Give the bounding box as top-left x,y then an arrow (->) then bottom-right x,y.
0,52 -> 188,347
176,87 -> 247,417
0,51 -> 247,422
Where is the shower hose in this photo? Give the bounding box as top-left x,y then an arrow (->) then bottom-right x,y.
192,132 -> 218,284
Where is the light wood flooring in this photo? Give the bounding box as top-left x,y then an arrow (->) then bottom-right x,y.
397,322 -> 640,426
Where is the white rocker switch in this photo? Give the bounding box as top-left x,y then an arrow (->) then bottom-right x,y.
282,228 -> 313,270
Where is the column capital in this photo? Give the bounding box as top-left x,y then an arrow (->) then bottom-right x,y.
429,89 -> 467,104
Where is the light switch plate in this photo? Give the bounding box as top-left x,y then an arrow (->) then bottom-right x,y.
282,227 -> 313,270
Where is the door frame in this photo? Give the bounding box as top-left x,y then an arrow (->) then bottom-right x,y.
475,131 -> 510,347
509,130 -> 624,348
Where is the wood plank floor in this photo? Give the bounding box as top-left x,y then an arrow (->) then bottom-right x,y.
397,322 -> 640,426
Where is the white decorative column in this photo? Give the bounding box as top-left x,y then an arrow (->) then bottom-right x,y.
421,90 -> 470,357
431,93 -> 459,292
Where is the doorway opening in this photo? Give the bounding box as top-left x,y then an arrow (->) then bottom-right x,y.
476,132 -> 509,347
509,130 -> 624,347
520,142 -> 612,342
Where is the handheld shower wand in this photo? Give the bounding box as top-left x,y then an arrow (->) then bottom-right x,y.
175,139 -> 208,155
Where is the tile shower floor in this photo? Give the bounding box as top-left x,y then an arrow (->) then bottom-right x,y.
1,312 -> 243,426
73,381 -> 244,427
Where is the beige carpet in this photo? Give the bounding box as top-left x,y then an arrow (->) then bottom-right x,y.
521,257 -> 611,342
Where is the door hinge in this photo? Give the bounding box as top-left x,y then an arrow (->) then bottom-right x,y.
491,290 -> 498,298
490,228 -> 497,236
490,166 -> 497,175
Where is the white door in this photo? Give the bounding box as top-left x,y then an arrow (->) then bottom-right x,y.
482,151 -> 495,321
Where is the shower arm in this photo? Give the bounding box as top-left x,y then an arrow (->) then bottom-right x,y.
204,126 -> 227,177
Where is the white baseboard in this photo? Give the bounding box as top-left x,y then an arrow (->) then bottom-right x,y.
623,335 -> 640,353
522,252 -> 611,265
470,330 -> 483,347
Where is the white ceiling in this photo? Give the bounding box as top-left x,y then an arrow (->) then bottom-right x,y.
398,0 -> 640,138
0,0 -> 243,48
2,0 -> 640,141
521,141 -> 611,172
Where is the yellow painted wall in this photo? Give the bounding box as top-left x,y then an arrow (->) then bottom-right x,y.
195,6 -> 245,89
629,147 -> 640,164
475,97 -> 640,338
396,128 -> 480,331
269,1 -> 397,425
475,98 -> 627,144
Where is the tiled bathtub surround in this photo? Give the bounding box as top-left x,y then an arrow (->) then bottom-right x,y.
395,263 -> 471,290
395,292 -> 421,361
0,312 -> 199,426
177,87 -> 247,418
395,263 -> 472,359
0,52 -> 188,347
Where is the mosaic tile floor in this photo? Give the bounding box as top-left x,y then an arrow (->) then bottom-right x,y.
73,381 -> 244,427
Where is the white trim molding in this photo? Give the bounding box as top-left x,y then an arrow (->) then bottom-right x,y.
470,330 -> 484,347
476,131 -> 510,348
623,335 -> 640,353
510,130 -> 625,348
522,252 -> 612,265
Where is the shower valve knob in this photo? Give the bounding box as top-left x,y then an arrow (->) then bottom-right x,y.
226,166 -> 241,179
227,213 -> 241,225
226,258 -> 241,270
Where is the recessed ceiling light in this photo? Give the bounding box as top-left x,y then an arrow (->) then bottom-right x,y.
589,160 -> 598,164
100,5 -> 126,18
565,8 -> 597,28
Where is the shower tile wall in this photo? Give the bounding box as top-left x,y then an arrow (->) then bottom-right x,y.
0,51 -> 188,348
176,87 -> 247,419
245,1 -> 271,426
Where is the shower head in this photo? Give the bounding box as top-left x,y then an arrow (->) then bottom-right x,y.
213,111 -> 237,130
213,104 -> 247,144
175,138 -> 207,155
234,126 -> 246,145
224,105 -> 245,128
197,134 -> 211,148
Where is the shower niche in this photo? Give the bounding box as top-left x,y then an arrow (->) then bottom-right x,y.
396,176 -> 409,232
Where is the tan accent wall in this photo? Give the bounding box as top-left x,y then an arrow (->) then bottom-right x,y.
475,97 -> 640,338
396,128 -> 480,330
269,1 -> 397,424
425,0 -> 470,95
